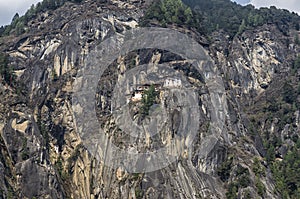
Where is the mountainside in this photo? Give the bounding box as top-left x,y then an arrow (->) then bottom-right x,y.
0,0 -> 300,198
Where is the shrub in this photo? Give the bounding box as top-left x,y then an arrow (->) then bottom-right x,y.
282,82 -> 296,104
140,85 -> 158,116
255,177 -> 266,196
217,156 -> 233,182
140,0 -> 202,32
252,157 -> 266,177
0,53 -> 15,84
294,56 -> 300,69
21,137 -> 29,160
226,182 -> 238,199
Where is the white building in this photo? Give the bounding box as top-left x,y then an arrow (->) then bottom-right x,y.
131,92 -> 143,102
163,78 -> 182,88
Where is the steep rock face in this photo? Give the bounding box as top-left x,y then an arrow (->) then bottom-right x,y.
0,97 -> 65,198
0,0 -> 299,199
208,24 -> 300,198
210,25 -> 295,98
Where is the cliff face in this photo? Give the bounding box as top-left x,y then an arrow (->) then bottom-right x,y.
0,0 -> 300,198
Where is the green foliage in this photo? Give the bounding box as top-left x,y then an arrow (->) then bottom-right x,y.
0,53 -> 8,77
6,187 -> 14,199
135,187 -> 143,199
55,156 -> 69,181
295,34 -> 300,45
21,137 -> 29,160
0,53 -> 15,85
37,116 -> 50,152
132,173 -> 140,180
0,0 -> 83,37
252,157 -> 266,177
140,85 -> 158,116
266,144 -> 276,163
247,12 -> 263,27
140,0 -> 203,32
184,0 -> 251,35
41,123 -> 50,151
51,68 -> 58,81
237,19 -> 246,35
55,157 -> 63,173
226,182 -> 238,199
182,0 -> 300,37
296,23 -> 300,31
244,189 -> 252,199
236,165 -> 251,188
255,177 -> 266,196
291,55 -> 300,74
160,0 -> 192,24
294,55 -> 300,69
12,13 -> 20,24
217,156 -> 233,182
223,163 -> 251,198
282,82 -> 296,104
0,26 -> 4,34
269,147 -> 300,198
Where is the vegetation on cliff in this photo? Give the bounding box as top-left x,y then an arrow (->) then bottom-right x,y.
140,84 -> 159,116
248,65 -> 300,197
0,0 -> 83,36
142,0 -> 300,38
0,53 -> 15,85
140,0 -> 203,32
183,0 -> 300,36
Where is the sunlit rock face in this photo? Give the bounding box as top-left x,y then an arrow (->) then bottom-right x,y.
0,0 -> 299,199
